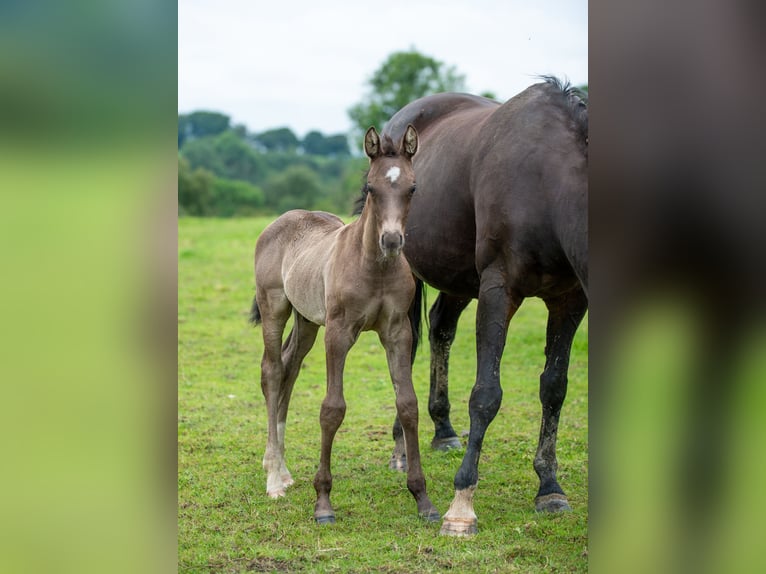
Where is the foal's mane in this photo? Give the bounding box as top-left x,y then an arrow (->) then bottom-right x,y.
352,174 -> 368,217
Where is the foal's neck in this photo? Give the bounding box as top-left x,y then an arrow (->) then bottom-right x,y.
350,202 -> 398,269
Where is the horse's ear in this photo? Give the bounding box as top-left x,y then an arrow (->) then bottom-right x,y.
403,124 -> 418,158
364,126 -> 380,159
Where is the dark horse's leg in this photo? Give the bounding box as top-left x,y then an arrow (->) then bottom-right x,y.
313,319 -> 357,524
389,292 -> 470,470
534,288 -> 588,511
428,293 -> 472,449
441,265 -> 519,536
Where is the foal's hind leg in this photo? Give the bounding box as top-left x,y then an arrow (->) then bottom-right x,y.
533,288 -> 588,512
257,289 -> 293,498
275,312 -> 319,489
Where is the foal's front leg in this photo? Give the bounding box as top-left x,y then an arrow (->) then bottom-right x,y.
390,293 -> 468,470
381,315 -> 440,522
313,319 -> 356,524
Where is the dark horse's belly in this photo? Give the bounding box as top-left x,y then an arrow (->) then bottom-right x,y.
403,191 -> 480,298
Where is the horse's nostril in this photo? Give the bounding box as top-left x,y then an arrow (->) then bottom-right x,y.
381,231 -> 404,252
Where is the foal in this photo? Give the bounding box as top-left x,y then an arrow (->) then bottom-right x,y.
251,125 -> 439,524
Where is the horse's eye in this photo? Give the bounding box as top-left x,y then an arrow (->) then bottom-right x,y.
409,184 -> 417,195
365,184 -> 374,195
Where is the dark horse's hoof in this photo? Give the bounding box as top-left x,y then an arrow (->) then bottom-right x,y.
419,508 -> 441,522
431,436 -> 463,451
315,514 -> 336,525
534,493 -> 572,512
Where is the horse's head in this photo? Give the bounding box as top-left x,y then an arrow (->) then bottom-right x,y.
363,124 -> 418,259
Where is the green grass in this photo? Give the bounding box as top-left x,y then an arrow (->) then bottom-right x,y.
179,217 -> 588,573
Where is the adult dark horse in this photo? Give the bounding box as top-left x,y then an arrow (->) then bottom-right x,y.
252,126 -> 439,525
384,77 -> 588,536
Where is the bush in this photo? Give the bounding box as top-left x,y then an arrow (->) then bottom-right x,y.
178,156 -> 214,215
210,178 -> 265,217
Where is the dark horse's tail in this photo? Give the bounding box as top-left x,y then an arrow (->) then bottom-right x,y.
408,278 -> 427,364
249,293 -> 262,326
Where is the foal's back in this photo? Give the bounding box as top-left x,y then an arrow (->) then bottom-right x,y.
255,209 -> 344,326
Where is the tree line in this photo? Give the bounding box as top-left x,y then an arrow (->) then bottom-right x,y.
178,49 -> 584,218
178,50 -> 473,218
178,110 -> 369,217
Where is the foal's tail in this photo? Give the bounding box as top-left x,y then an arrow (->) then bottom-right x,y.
249,293 -> 262,326
408,278 -> 428,364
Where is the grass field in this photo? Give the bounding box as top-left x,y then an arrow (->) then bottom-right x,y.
179,216 -> 588,573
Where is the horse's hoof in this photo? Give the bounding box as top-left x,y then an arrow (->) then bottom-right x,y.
431,436 -> 462,451
419,508 -> 441,522
534,493 -> 571,512
266,488 -> 286,499
388,454 -> 407,472
315,514 -> 336,525
439,516 -> 478,536
280,475 -> 295,488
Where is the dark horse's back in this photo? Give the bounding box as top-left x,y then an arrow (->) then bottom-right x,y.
385,78 -> 588,300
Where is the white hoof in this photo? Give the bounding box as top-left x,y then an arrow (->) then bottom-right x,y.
441,486 -> 478,536
281,474 -> 295,488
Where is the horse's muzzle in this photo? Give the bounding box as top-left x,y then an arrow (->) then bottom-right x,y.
380,230 -> 404,257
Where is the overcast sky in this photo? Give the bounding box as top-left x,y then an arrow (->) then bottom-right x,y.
179,0 -> 587,138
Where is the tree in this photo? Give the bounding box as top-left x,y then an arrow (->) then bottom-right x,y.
255,127 -> 299,153
178,115 -> 191,147
323,134 -> 350,156
263,165 -> 323,213
212,130 -> 265,183
348,50 -> 466,138
302,131 -> 326,155
210,178 -> 265,217
180,136 -> 226,176
178,156 -> 214,216
302,131 -> 350,156
178,111 -> 231,146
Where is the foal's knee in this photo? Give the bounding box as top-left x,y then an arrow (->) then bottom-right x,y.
396,390 -> 419,425
320,397 -> 346,428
